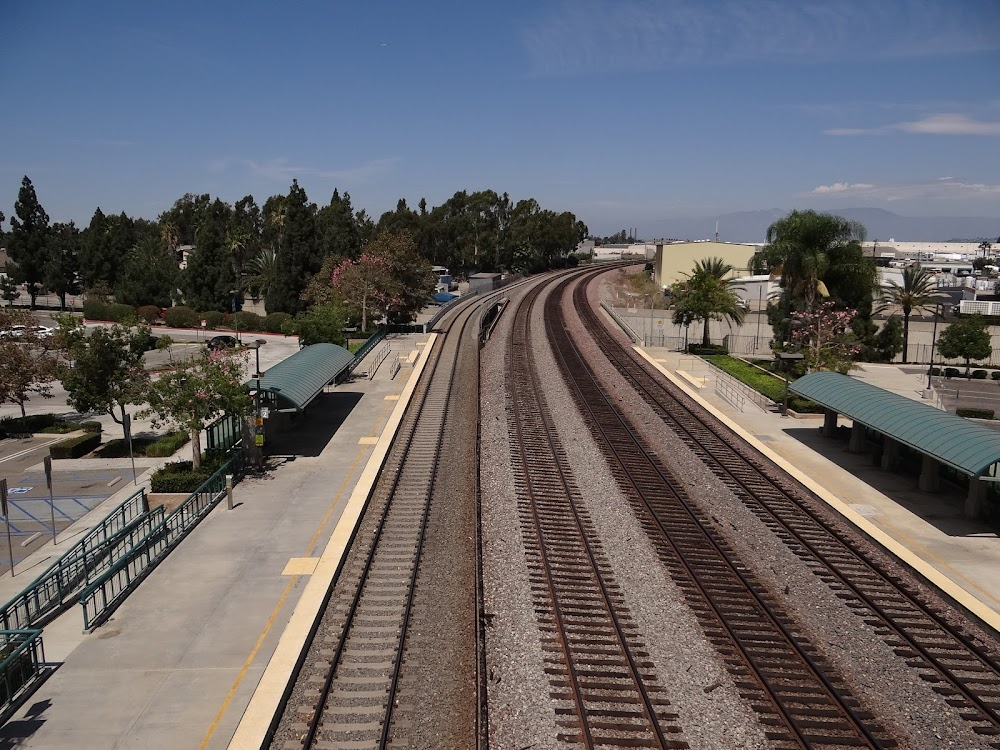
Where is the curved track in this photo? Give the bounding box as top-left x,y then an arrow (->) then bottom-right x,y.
508,273 -> 687,749
564,268 -> 1000,747
275,291 -> 489,750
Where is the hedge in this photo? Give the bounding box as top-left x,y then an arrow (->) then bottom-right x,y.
0,414 -> 101,436
263,312 -> 291,333
202,310 -> 225,329
229,311 -> 264,333
136,305 -> 161,324
973,369 -> 988,379
991,371 -> 1000,381
957,407 -> 996,420
164,306 -> 200,328
150,459 -> 224,493
49,432 -> 102,459
702,355 -> 823,414
944,367 -> 960,378
687,344 -> 729,355
144,430 -> 190,457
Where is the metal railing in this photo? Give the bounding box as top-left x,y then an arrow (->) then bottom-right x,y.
0,488 -> 149,631
0,629 -> 46,719
364,342 -> 391,378
79,454 -> 243,631
206,414 -> 241,454
600,301 -> 641,343
347,329 -> 387,375
389,355 -> 402,380
704,361 -> 775,412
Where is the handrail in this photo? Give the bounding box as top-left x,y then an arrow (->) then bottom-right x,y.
599,301 -> 641,343
347,328 -> 387,375
0,488 -> 148,631
0,629 -> 46,717
80,454 -> 241,631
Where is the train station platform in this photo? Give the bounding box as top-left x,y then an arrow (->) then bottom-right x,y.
639,346 -> 1000,633
0,332 -> 433,750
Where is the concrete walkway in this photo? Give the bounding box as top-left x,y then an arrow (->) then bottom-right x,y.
0,333 -> 430,750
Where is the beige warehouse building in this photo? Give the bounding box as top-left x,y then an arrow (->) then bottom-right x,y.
652,240 -> 759,289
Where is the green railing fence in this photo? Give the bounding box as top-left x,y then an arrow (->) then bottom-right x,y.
346,328 -> 386,376
0,488 -> 150,631
0,629 -> 46,719
80,448 -> 245,631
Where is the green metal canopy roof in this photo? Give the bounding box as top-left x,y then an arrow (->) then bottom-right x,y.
247,343 -> 355,412
790,371 -> 1000,477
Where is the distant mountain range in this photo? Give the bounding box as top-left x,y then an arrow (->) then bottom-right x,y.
652,208 -> 1000,244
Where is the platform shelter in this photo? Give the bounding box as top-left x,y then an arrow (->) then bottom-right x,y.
790,372 -> 1000,520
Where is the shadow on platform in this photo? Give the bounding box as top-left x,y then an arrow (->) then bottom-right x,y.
264,391 -> 363,459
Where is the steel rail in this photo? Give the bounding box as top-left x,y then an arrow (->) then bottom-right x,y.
294,293 -> 483,750
508,273 -> 678,749
573,270 -> 1000,741
547,272 -> 885,749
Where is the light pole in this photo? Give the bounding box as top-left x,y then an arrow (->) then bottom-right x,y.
777,352 -> 805,415
926,303 -> 941,393
247,339 -> 267,470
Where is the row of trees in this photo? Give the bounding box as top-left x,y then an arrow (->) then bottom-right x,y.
2,178 -> 588,322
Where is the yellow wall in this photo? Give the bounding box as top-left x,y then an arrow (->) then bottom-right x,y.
654,241 -> 758,288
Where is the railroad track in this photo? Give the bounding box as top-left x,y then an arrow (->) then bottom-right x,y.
568,270 -> 1000,747
507,275 -> 687,749
542,271 -> 895,749
279,296 -> 484,750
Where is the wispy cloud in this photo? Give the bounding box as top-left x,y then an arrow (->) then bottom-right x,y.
522,0 -> 1000,75
825,113 -> 1000,136
808,178 -> 1000,202
213,157 -> 401,184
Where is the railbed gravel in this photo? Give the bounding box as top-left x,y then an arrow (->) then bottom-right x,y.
535,279 -> 769,750
481,277 -> 564,750
575,269 -> 999,748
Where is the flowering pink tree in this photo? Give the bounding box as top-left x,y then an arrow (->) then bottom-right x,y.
329,251 -> 392,332
140,348 -> 250,469
790,301 -> 860,373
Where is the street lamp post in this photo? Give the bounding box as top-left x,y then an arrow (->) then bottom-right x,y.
777,352 -> 805,416
926,303 -> 941,393
247,339 -> 267,470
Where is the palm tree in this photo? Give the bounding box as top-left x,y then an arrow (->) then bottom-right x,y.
245,247 -> 276,303
879,266 -> 947,363
762,210 -> 869,311
671,257 -> 746,347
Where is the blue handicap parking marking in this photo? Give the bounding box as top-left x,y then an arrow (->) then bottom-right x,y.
8,487 -> 33,494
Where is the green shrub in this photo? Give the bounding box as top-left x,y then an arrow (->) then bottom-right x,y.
150,458 -> 224,493
930,366 -> 941,375
944,367 -> 960,378
40,423 -> 79,434
135,305 -> 161,324
991,371 -> 1000,381
202,310 -> 225,329
145,431 -> 190,457
688,343 -> 728,355
957,407 -> 996,420
229,311 -> 265,333
80,420 -> 103,433
49,432 -> 102,459
263,312 -> 292,334
83,298 -> 111,321
973,369 -> 988,379
164,306 -> 200,328
0,414 -> 59,435
105,303 -> 137,323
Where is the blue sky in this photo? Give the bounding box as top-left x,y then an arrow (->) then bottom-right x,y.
2,0 -> 998,237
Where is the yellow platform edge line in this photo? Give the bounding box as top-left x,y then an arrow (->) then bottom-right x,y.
228,334 -> 438,750
632,345 -> 1000,632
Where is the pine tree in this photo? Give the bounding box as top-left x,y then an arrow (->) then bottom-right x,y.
45,222 -> 82,310
267,180 -> 319,314
116,235 -> 179,308
7,176 -> 51,309
184,199 -> 235,311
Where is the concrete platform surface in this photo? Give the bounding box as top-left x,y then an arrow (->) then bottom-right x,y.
0,333 -> 428,750
649,347 -> 1000,630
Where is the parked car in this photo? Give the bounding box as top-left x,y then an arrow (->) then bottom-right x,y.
207,335 -> 239,352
